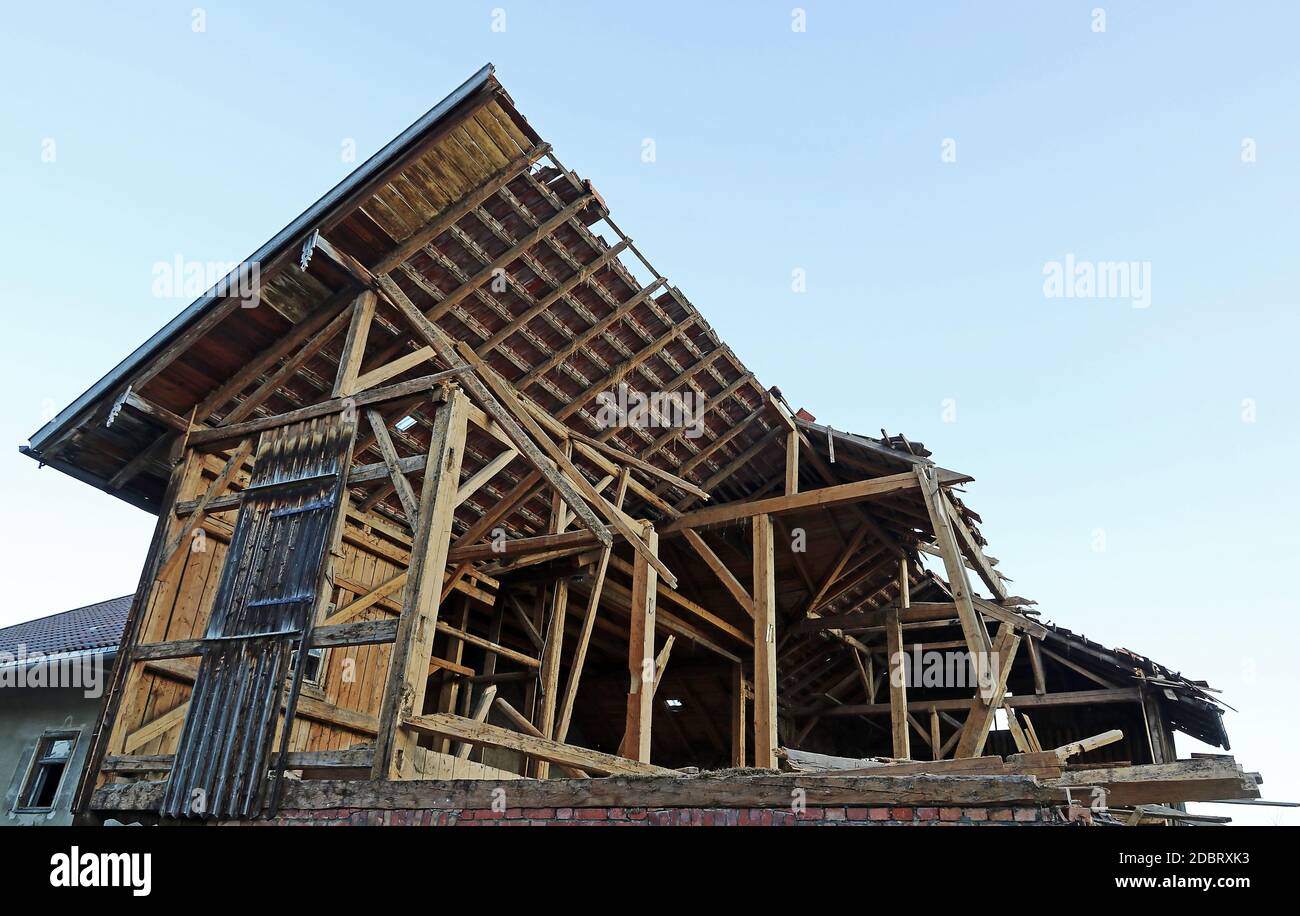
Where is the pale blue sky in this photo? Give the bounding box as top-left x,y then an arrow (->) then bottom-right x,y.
2,2 -> 1296,822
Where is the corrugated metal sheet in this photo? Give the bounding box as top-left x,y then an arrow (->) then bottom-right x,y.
161,415 -> 355,819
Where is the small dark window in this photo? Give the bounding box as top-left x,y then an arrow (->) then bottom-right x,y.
291,642 -> 326,686
17,732 -> 77,811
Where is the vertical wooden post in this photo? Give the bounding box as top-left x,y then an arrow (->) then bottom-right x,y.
731,664 -> 748,768
929,706 -> 942,760
752,513 -> 778,768
371,387 -> 468,780
888,556 -> 911,759
784,429 -> 799,495
623,521 -> 658,763
535,575 -> 569,777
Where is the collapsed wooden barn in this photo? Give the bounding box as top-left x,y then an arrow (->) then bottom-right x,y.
22,65 -> 1258,825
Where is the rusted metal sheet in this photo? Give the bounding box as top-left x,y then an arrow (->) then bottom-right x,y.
161,414 -> 355,819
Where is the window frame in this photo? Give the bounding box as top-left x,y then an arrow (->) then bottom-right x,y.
13,728 -> 79,813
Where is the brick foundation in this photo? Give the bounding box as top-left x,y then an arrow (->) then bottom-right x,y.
218,804 -> 1063,826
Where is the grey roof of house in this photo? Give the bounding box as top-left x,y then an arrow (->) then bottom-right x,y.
0,596 -> 131,660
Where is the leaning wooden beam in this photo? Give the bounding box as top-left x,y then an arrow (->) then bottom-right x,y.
122,704 -> 188,754
662,467 -> 970,533
332,290 -> 378,397
453,685 -> 498,760
156,439 -> 252,580
404,712 -> 677,777
490,696 -> 587,778
371,387 -> 469,779
555,469 -> 630,745
681,528 -> 754,617
1051,729 -> 1124,762
752,514 -> 779,768
452,339 -> 676,586
942,489 -> 1009,602
915,464 -> 993,659
364,408 -> 420,522
806,518 -> 872,614
377,276 -> 615,552
954,623 -> 1022,758
623,522 -> 659,763
455,445 -> 519,507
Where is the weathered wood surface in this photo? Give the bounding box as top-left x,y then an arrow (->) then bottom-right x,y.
91,772 -> 1065,813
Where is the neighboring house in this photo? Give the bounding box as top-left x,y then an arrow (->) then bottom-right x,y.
0,596 -> 128,825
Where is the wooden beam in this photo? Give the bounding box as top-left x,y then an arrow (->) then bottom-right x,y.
622,522 -> 659,763
752,513 -> 779,768
371,387 -> 469,779
954,623 -> 1022,758
555,469 -> 630,745
332,290 -> 377,397
915,465 -> 992,658
681,528 -> 754,617
887,558 -> 910,759
663,468 -> 969,533
785,428 -> 799,495
364,408 -> 419,522
731,666 -> 749,768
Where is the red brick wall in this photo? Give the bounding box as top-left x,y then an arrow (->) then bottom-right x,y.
224,804 -> 1062,826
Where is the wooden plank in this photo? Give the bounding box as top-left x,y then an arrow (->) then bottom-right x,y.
752,514 -> 779,768
492,696 -> 587,778
156,439 -> 252,580
404,712 -> 677,777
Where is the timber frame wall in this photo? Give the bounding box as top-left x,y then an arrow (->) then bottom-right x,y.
18,66 -> 1228,818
